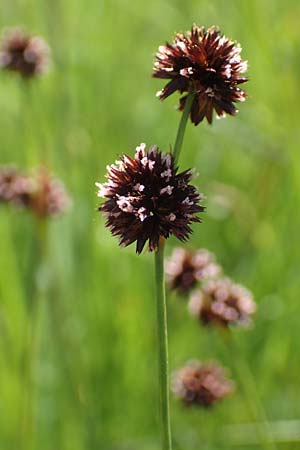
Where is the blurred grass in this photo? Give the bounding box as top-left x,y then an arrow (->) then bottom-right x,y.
0,0 -> 300,449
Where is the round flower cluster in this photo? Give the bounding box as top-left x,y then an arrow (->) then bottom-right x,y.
0,166 -> 70,218
153,24 -> 247,125
165,247 -> 221,295
0,27 -> 50,78
97,144 -> 204,253
172,360 -> 234,407
189,277 -> 256,328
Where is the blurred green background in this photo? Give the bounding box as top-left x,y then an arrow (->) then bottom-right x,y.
0,0 -> 300,449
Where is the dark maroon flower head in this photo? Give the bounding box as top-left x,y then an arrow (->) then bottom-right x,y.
0,27 -> 50,78
172,360 -> 234,407
189,278 -> 256,328
0,166 -> 33,206
153,24 -> 248,125
97,143 -> 204,254
165,247 -> 221,295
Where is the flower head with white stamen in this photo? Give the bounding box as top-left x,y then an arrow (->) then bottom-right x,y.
96,144 -> 204,253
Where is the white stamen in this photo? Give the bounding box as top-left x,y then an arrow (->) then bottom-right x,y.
117,196 -> 134,213
177,41 -> 186,52
95,182 -> 108,198
182,196 -> 193,206
161,169 -> 172,180
205,87 -> 214,97
133,183 -> 145,192
180,67 -> 194,77
136,143 -> 146,155
160,185 -> 174,195
137,207 -> 148,222
148,160 -> 155,170
167,213 -> 176,222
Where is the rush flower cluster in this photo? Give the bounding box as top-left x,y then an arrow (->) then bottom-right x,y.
0,27 -> 50,78
153,25 -> 248,124
189,277 -> 256,327
172,360 -> 234,407
0,166 -> 70,218
165,247 -> 221,295
97,144 -> 204,253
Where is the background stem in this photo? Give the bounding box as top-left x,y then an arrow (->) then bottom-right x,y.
228,331 -> 277,450
155,240 -> 172,450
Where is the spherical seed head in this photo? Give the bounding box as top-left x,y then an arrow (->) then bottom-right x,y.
172,360 -> 234,407
189,278 -> 256,328
165,247 -> 222,295
0,166 -> 33,206
28,168 -> 70,218
0,27 -> 50,78
153,24 -> 248,125
97,144 -> 205,254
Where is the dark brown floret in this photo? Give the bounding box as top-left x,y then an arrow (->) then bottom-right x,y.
153,24 -> 248,125
0,27 -> 50,78
165,247 -> 221,295
172,360 -> 234,407
97,143 -> 204,254
189,278 -> 256,327
0,166 -> 33,206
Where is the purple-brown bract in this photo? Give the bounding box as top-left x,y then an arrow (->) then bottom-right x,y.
153,24 -> 248,125
97,144 -> 204,254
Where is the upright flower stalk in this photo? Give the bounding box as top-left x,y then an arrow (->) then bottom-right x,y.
154,94 -> 195,450
173,92 -> 195,164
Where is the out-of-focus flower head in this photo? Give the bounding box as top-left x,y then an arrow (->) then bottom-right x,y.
28,167 -> 70,218
153,24 -> 248,125
0,27 -> 50,78
0,166 -> 33,206
0,165 -> 70,218
165,247 -> 221,295
96,143 -> 205,254
189,278 -> 256,328
172,360 -> 234,407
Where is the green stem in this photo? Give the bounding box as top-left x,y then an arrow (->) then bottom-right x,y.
228,332 -> 277,450
154,89 -> 194,450
173,92 -> 195,164
20,218 -> 48,449
155,240 -> 172,450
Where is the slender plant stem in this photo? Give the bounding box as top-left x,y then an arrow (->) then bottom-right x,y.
228,332 -> 277,450
155,239 -> 172,450
154,90 -> 194,450
173,92 -> 195,164
20,218 -> 48,449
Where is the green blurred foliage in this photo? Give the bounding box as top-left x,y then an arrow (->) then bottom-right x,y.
0,0 -> 300,449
